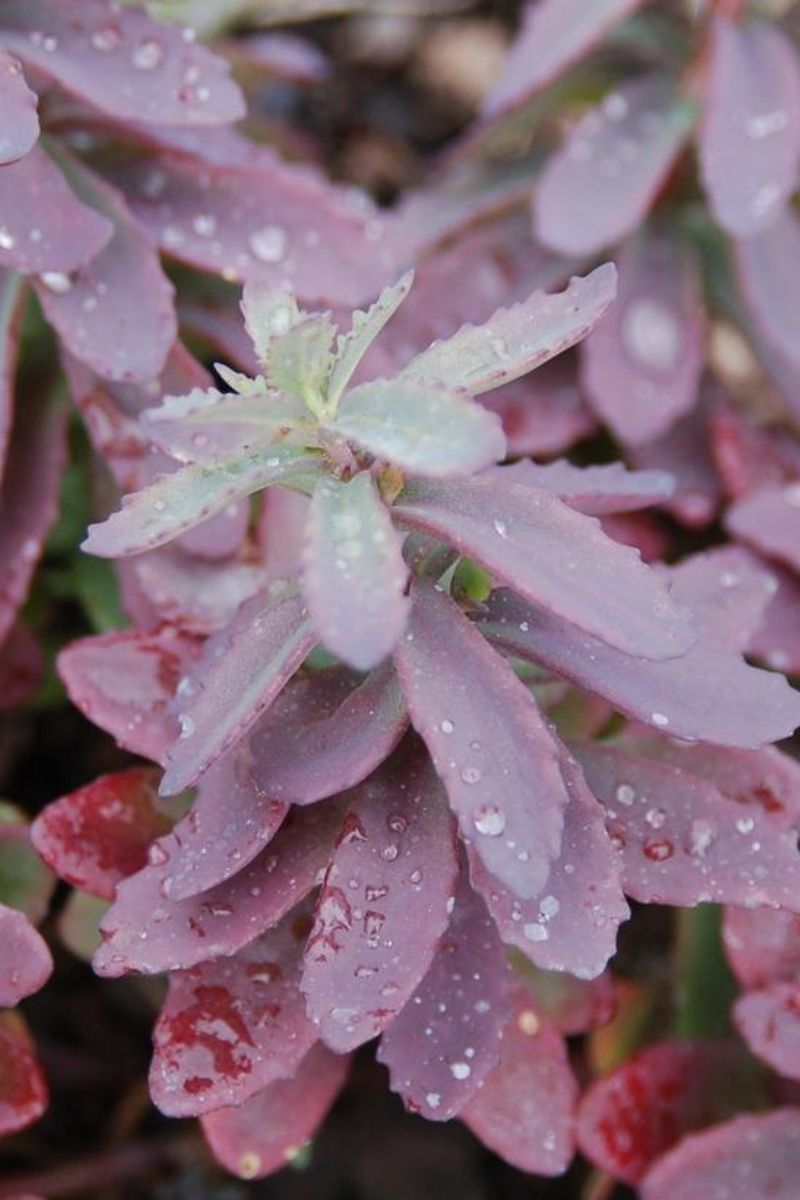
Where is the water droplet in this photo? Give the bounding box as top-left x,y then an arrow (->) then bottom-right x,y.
493,517 -> 508,538
651,712 -> 669,727
603,91 -> 629,121
132,39 -> 165,71
688,819 -> 714,858
621,299 -> 681,372
643,837 -> 674,862
460,765 -> 482,785
0,227 -> 15,251
747,110 -> 788,139
645,807 -> 666,829
192,213 -> 217,237
426,1092 -> 441,1109
473,805 -> 506,836
148,843 -> 168,865
523,922 -> 549,942
615,783 -> 635,806
178,714 -> 195,739
249,225 -> 288,263
439,718 -> 454,734
518,1009 -> 540,1036
91,25 -> 121,52
449,1061 -> 471,1080
736,816 -> 755,835
40,271 -> 72,294
539,894 -> 560,921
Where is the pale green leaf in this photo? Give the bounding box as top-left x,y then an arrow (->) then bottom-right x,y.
327,270 -> 414,409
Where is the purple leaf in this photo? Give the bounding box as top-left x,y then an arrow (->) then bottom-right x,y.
377,870 -> 508,1121
201,1043 -> 350,1180
724,906 -> 800,991
735,208 -> 800,371
641,1110 -> 800,1200
161,588 -> 317,795
57,628 -> 202,764
395,478 -> 694,660
0,270 -> 26,481
0,1013 -> 48,1135
399,265 -> 616,396
34,159 -> 176,383
0,905 -> 52,1006
534,76 -> 695,256
480,588 -> 800,747
394,582 -> 566,900
301,748 -> 458,1053
726,483 -> 800,574
0,49 -> 38,164
94,802 -> 344,976
470,750 -> 628,979
492,459 -> 674,515
481,357 -> 598,459
576,743 -> 800,911
302,473 -> 410,669
749,560 -> 800,674
1,0 -> 244,126
701,16 -> 800,237
250,662 -> 407,808
734,983 -> 800,1081
462,985 -> 578,1175
0,145 -> 111,274
709,399 -> 800,501
665,546 -> 778,654
581,228 -> 704,446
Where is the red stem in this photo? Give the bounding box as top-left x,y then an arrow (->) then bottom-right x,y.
0,1133 -> 196,1198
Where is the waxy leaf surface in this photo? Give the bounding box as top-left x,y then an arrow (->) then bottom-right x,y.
0,905 -> 52,1007
735,983 -> 800,1081
0,49 -> 38,164
0,1013 -> 47,1135
493,459 -> 674,515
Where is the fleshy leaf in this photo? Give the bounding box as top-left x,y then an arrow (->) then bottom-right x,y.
0,905 -> 52,1007
0,817 -> 55,925
377,871 -> 508,1121
0,49 -> 38,164
201,1043 -> 350,1180
149,905 -> 316,1116
665,547 -> 777,654
726,483 -> 800,574
241,283 -> 300,366
121,548 -> 269,637
301,748 -> 458,1053
493,459 -> 674,515
395,478 -> 694,661
481,358 -> 598,459
462,985 -> 578,1175
0,1013 -> 48,1135
266,313 -> 336,403
734,983 -> 800,1081
161,588 -> 317,795
394,582 -> 565,901
534,76 -> 695,256
735,209 -> 800,372
399,265 -> 616,397
302,473 -> 409,669
723,906 -> 800,991
749,560 -> 800,675
58,891 -> 108,962
701,16 -> 800,237
328,272 -> 414,407
631,387 -> 724,528
515,967 -> 617,1036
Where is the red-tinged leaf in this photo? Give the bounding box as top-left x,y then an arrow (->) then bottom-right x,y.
631,387 -> 724,528
301,749 -> 458,1053
723,906 -> 800,990
0,48 -> 38,164
493,459 -> 674,515
94,802 -> 343,977
399,265 -> 616,397
394,582 -> 565,900
302,474 -> 410,670
377,872 -> 508,1121
462,984 -> 578,1175
481,357 -> 598,459
735,983 -> 800,1080
1,0 -> 244,127
708,401 -> 800,501
641,1109 -> 800,1200
726,483 -> 800,573
31,767 -> 170,901
701,17 -> 800,237
395,478 -> 694,661
34,160 -> 176,383
0,389 -> 67,647
259,486 -> 309,584
482,0 -> 643,120
0,1012 -> 48,1134
0,269 -> 26,476
666,546 -> 778,654
0,145 -> 111,274
201,1043 -> 350,1180
57,628 -> 202,764
150,906 -> 316,1116
735,208 -> 800,371
480,588 -> 800,747
470,750 -> 628,979
514,967 -> 617,1036
577,1040 -> 756,1183
100,149 -> 396,305
250,662 -> 407,809
581,228 -> 704,446
534,76 -> 695,257
749,560 -> 800,674
0,623 -> 44,710
122,548 -> 269,637
161,588 -> 317,795
0,904 -> 51,1006
576,744 -> 800,911
600,512 -> 671,563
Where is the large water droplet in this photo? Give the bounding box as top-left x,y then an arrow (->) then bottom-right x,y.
249,225 -> 288,263
621,299 -> 681,372
473,805 -> 506,836
132,39 -> 165,71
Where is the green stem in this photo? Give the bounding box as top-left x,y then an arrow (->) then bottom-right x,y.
673,904 -> 737,1039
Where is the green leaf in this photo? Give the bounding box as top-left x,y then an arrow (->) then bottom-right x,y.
327,271 -> 414,410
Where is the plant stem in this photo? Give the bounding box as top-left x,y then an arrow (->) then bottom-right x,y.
673,904 -> 737,1039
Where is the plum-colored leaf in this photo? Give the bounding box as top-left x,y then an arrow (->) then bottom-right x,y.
576,744 -> 800,911
534,76 -> 695,256
250,662 -> 407,808
83,445 -> 320,559
581,228 -> 704,446
302,474 -> 410,669
140,386 -> 304,464
201,1043 -> 350,1180
481,357 -> 598,459
94,801 -> 343,976
31,768 -> 171,901
395,477 -> 694,660
726,482 -> 800,574
332,381 -> 506,478
462,985 -> 578,1175
150,905 -> 316,1116
701,17 -> 800,237
482,0 -> 643,119
399,265 -> 616,397
493,460 -> 674,515
641,1109 -> 800,1200
0,904 -> 52,1006
709,400 -> 800,502
735,208 -> 800,371
480,588 -> 800,747
0,623 -> 44,711
0,1012 -> 48,1134
0,388 -> 67,647
666,546 -> 777,654
514,967 -> 617,1036
723,906 -> 800,990
377,871 -> 508,1121
122,548 -> 269,637
58,628 -> 201,764
735,983 -> 800,1080
0,49 -> 38,164
749,560 -> 800,674
301,748 -> 458,1053
470,750 -> 628,979
394,582 -> 565,900
1,0 -> 244,126
631,386 -> 724,528
328,272 -> 414,407
161,588 -> 317,795
0,145 -> 111,274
